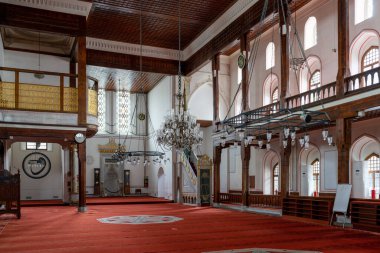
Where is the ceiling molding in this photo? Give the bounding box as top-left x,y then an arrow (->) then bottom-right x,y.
0,0 -> 92,17
86,37 -> 180,61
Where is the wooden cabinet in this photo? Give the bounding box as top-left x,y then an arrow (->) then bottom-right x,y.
283,197 -> 333,222
351,201 -> 380,232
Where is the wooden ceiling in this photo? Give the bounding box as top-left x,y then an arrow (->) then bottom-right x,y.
87,65 -> 165,93
0,0 -> 313,93
86,0 -> 238,50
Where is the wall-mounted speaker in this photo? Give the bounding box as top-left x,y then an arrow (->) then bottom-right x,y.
94,168 -> 100,195
124,170 -> 130,195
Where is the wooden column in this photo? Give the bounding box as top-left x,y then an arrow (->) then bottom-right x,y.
335,118 -> 352,184
0,140 -> 4,171
70,59 -> 76,88
212,54 -> 220,123
241,145 -> 250,206
77,36 -> 87,126
279,1 -> 290,109
336,0 -> 350,97
78,142 -> 87,212
280,140 -> 291,200
240,32 -> 250,112
213,146 -> 222,204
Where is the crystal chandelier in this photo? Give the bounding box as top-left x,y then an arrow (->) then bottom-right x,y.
156,0 -> 203,151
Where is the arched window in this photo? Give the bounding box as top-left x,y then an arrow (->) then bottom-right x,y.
271,87 -> 278,103
366,153 -> 379,197
235,90 -> 242,116
273,163 -> 279,194
304,17 -> 317,50
309,70 -> 321,90
362,46 -> 379,72
355,0 -> 373,24
311,159 -> 320,195
266,42 -> 275,70
97,89 -> 106,134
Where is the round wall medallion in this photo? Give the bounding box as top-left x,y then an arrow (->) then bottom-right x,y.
138,113 -> 146,121
22,152 -> 51,179
237,53 -> 246,69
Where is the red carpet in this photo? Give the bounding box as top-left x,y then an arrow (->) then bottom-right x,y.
21,196 -> 172,207
1,203 -> 380,253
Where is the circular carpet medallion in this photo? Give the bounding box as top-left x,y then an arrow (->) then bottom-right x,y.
97,215 -> 183,225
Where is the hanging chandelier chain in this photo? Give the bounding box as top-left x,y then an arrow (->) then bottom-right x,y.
177,0 -> 182,96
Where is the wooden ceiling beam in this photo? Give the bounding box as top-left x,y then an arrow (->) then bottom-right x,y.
93,2 -> 207,25
0,3 -> 86,36
87,49 -> 180,75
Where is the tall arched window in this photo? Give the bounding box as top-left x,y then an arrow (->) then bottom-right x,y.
273,163 -> 279,194
362,46 -> 379,72
312,159 -> 320,195
309,70 -> 321,90
355,0 -> 373,24
366,153 -> 379,197
272,87 -> 279,103
235,90 -> 242,116
266,42 -> 275,70
97,89 -> 106,134
304,17 -> 317,50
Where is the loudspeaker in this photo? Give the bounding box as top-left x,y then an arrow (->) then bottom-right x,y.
124,170 -> 130,195
94,168 -> 100,195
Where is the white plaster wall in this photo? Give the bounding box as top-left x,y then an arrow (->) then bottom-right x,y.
188,84 -> 213,120
147,76 -> 173,199
85,136 -> 146,195
199,126 -> 213,158
10,142 -> 63,200
3,50 -> 70,86
220,148 -> 229,193
229,146 -> 242,191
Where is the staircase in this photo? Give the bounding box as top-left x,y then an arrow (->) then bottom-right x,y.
178,149 -> 198,204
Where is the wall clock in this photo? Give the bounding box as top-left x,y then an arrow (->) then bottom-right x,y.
22,152 -> 51,179
237,53 -> 246,69
74,132 -> 86,144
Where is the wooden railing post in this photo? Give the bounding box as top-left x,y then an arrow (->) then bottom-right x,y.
15,71 -> 19,109
60,74 -> 64,112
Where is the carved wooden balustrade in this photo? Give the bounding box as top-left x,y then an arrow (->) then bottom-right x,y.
219,193 -> 242,204
285,82 -> 336,110
0,67 -> 98,116
249,194 -> 281,208
345,66 -> 380,93
183,193 -> 197,204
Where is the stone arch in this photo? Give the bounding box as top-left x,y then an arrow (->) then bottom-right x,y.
262,150 -> 280,195
349,29 -> 380,75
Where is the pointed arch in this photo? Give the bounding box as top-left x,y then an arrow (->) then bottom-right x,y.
262,150 -> 280,195
350,29 -> 380,76
350,134 -> 380,198
299,56 -> 322,94
299,143 -> 320,196
262,73 -> 279,106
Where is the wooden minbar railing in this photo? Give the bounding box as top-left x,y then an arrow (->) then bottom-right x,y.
219,193 -> 242,204
0,67 -> 98,116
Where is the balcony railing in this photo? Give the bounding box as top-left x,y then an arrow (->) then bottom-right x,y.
0,67 -> 97,116
219,193 -> 242,204
285,81 -> 336,110
249,194 -> 281,208
345,66 -> 380,93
